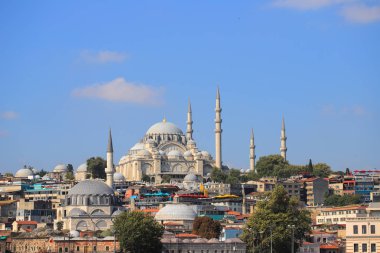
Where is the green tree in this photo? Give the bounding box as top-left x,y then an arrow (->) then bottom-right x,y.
66,164 -> 74,173
65,171 -> 75,181
306,159 -> 313,173
242,185 -> 311,253
37,169 -> 48,177
87,157 -> 106,179
114,211 -> 164,253
4,172 -> 13,177
312,163 -> 332,178
192,216 -> 222,239
225,169 -> 241,185
142,174 -> 151,182
324,194 -> 361,206
210,167 -> 227,183
255,155 -> 289,177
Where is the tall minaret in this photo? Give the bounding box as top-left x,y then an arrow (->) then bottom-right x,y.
215,87 -> 222,169
105,129 -> 114,188
250,128 -> 256,173
280,117 -> 287,161
186,99 -> 193,141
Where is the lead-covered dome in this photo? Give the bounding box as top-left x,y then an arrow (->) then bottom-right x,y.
76,163 -> 87,173
68,180 -> 114,196
146,120 -> 183,135
15,168 -> 34,178
53,164 -> 67,173
155,204 -> 197,221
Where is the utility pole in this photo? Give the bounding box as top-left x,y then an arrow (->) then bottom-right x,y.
288,224 -> 295,253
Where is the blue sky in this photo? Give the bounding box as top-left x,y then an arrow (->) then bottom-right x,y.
0,0 -> 379,173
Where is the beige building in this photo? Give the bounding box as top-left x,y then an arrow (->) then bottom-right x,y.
316,205 -> 367,226
281,179 -> 301,199
346,216 -> 380,253
303,177 -> 329,206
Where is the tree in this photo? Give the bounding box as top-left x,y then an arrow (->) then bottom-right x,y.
192,216 -> 222,239
306,159 -> 313,173
66,164 -> 74,173
142,174 -> 151,183
87,157 -> 106,179
324,194 -> 361,206
312,163 -> 332,178
242,185 -> 311,253
210,167 -> 227,183
255,155 -> 289,177
114,211 -> 164,253
56,221 -> 63,231
37,169 -> 48,177
65,171 -> 75,181
4,172 -> 13,177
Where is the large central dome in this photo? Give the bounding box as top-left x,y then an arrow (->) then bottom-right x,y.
146,119 -> 183,135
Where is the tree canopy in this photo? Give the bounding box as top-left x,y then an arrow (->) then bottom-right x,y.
324,194 -> 361,206
86,157 -> 106,179
114,211 -> 164,253
242,185 -> 311,253
192,216 -> 222,239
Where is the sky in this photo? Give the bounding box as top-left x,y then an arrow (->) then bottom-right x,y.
0,0 -> 379,174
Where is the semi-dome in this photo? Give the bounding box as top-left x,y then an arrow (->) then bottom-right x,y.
201,151 -> 210,157
53,164 -> 67,173
68,180 -> 114,196
155,204 -> 197,221
184,173 -> 197,182
69,230 -> 80,238
167,150 -> 183,159
69,208 -> 87,216
146,120 -> 183,135
112,209 -> 125,217
159,150 -> 166,156
183,151 -> 193,157
137,149 -> 151,157
130,142 -> 145,151
77,163 -> 87,172
15,168 -> 34,178
113,172 -> 125,182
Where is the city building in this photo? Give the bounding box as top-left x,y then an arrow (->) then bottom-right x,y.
316,205 -> 367,225
302,177 -> 329,206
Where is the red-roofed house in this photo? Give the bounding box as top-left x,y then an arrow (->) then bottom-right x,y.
12,220 -> 38,232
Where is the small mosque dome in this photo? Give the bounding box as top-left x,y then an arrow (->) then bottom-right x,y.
113,172 -> 125,182
184,173 -> 198,182
187,140 -> 196,145
146,120 -> 183,135
112,209 -> 125,217
130,143 -> 145,151
208,238 -> 220,243
77,163 -> 87,173
69,208 -> 87,216
155,204 -> 197,221
183,151 -> 193,157
68,180 -> 114,196
53,164 -> 67,173
137,149 -> 151,157
42,174 -> 50,180
167,150 -> 183,159
240,169 -> 245,173
31,168 -> 39,174
159,150 -> 166,156
69,230 -> 80,238
15,168 -> 34,178
193,238 -> 208,243
201,151 -> 210,157
34,175 -> 41,179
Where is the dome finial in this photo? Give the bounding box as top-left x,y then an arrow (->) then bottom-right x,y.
163,116 -> 167,123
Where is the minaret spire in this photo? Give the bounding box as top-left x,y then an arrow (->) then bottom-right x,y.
215,86 -> 222,169
106,128 -> 114,189
250,128 -> 256,173
186,99 -> 193,141
280,116 -> 287,161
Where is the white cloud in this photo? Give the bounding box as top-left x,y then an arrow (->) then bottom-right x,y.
79,50 -> 127,64
1,111 -> 18,120
72,78 -> 164,106
341,4 -> 380,23
272,0 -> 352,10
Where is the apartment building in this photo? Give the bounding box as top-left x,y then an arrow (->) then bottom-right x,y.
316,205 -> 367,225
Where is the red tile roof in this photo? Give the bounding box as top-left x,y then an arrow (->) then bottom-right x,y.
15,221 -> 38,225
175,233 -> 199,238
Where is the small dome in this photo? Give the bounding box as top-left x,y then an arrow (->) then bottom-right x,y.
77,163 -> 87,173
31,168 -> 39,174
146,139 -> 156,145
240,169 -> 245,173
137,149 -> 151,157
112,209 -> 125,217
208,238 -> 219,243
193,238 -> 208,243
15,168 -> 34,178
68,180 -> 114,196
159,150 -> 166,156
42,175 -> 50,180
187,140 -> 196,145
184,173 -> 198,182
155,204 -> 197,221
183,151 -> 193,157
34,175 -> 41,179
113,172 -> 125,182
69,230 -> 80,238
167,150 -> 183,159
130,143 -> 144,151
201,151 -> 210,157
53,164 -> 67,173
146,120 -> 183,135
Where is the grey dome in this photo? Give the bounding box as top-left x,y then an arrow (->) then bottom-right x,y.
155,204 -> 197,221
68,180 -> 114,196
77,163 -> 87,172
112,209 -> 125,217
69,230 -> 80,238
208,238 -> 219,243
137,149 -> 151,157
69,208 -> 87,216
130,142 -> 144,151
113,172 -> 125,182
53,164 -> 67,173
184,173 -> 197,182
201,151 -> 210,157
167,150 -> 183,159
146,120 -> 183,135
15,168 -> 34,178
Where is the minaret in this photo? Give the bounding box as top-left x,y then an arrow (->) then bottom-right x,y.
105,129 -> 114,188
215,87 -> 222,169
186,99 -> 193,140
250,129 -> 256,173
280,117 -> 287,161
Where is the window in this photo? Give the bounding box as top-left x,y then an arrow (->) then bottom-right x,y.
76,246 -> 80,251
65,248 -> 68,252
354,244 -> 358,252
353,225 -> 358,234
371,225 -> 375,234
93,246 -> 97,251
371,244 -> 376,252
363,243 -> 368,252
362,225 -> 367,234
106,246 -> 109,251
